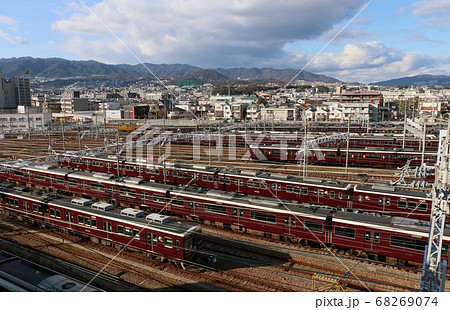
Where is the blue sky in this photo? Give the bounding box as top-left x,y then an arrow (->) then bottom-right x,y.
1,0 -> 449,83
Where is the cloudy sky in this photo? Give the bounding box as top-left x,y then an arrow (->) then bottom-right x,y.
1,0 -> 449,83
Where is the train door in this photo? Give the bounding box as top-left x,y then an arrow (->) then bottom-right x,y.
363,230 -> 380,251
39,202 -> 48,223
283,217 -> 296,236
346,187 -> 354,209
235,179 -> 243,192
377,197 -> 390,212
189,201 -> 199,218
325,211 -> 335,244
232,208 -> 244,226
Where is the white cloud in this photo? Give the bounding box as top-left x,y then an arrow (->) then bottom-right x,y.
411,0 -> 450,27
307,41 -> 450,82
52,0 -> 367,67
0,30 -> 28,44
0,15 -> 17,26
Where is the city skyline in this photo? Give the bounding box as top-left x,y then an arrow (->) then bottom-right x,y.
1,0 -> 450,83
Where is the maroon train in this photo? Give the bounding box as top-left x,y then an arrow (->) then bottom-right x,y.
51,155 -> 437,223
0,186 -> 202,266
250,145 -> 438,168
0,166 -> 448,265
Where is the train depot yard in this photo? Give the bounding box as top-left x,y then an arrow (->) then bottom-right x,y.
0,121 -> 448,292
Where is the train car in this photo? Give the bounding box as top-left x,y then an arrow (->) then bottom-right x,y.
0,251 -> 101,292
0,187 -> 202,265
252,145 -> 438,167
1,167 -> 449,265
0,161 -> 444,223
351,184 -> 432,219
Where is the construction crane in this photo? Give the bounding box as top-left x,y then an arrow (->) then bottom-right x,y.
419,120 -> 449,292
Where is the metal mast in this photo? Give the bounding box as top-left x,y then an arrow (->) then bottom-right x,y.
419,119 -> 450,292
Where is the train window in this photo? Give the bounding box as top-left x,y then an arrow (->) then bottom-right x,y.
108,187 -> 116,194
202,175 -> 207,181
219,177 -> 225,184
286,185 -> 293,193
314,189 -> 318,196
261,182 -> 266,189
91,219 -> 97,227
141,192 -> 149,200
81,181 -> 88,188
254,182 -> 260,189
233,208 -> 238,216
301,187 -> 308,195
226,178 -> 231,185
390,235 -> 426,251
247,181 -> 253,188
78,216 -> 84,224
108,223 -> 112,232
56,177 -> 65,184
56,210 -> 61,219
374,233 -> 380,243
176,240 -> 180,248
330,191 -> 335,199
153,194 -> 165,203
443,245 -> 448,256
291,218 -> 296,227
335,226 -> 355,239
113,164 -> 118,169
153,234 -> 158,245
133,229 -> 140,239
250,211 -> 276,223
120,188 -> 136,198
320,190 -> 324,197
106,163 -> 111,168
205,204 -> 227,215
294,187 -> 300,194
70,213 -> 74,223
418,203 -> 427,211
50,208 -> 55,217
34,173 -> 45,181
378,198 -> 383,205
407,202 -> 417,210
68,179 -> 78,187
172,198 -> 184,207
365,231 -> 371,241
14,199 -> 19,207
338,192 -> 343,199
240,209 -> 244,217
84,217 -> 91,226
304,221 -> 323,233
102,222 -> 107,231
284,217 -> 289,226
147,233 -> 152,243
65,212 -> 69,221
125,227 -> 132,237
165,237 -> 173,248
49,176 -> 54,183
208,176 -> 214,182
358,195 -> 362,202
386,199 -> 390,206
398,200 -> 407,209
91,183 -> 105,192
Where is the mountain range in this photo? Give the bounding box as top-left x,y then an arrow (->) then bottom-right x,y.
0,57 -> 339,84
371,74 -> 450,87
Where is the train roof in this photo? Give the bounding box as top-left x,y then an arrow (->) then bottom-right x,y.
1,188 -> 200,237
354,184 -> 431,199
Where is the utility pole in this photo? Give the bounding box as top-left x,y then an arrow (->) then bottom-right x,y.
421,115 -> 426,167
345,117 -> 350,173
303,118 -> 308,178
402,99 -> 407,148
419,119 -> 449,292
